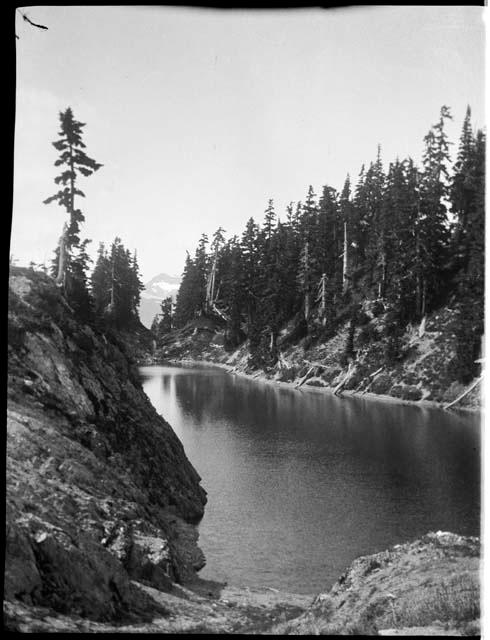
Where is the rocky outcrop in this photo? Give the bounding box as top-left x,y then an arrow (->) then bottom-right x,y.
269,531 -> 480,636
6,268 -> 207,625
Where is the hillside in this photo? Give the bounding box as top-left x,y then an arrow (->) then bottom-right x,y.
6,268 -> 207,623
152,301 -> 481,411
5,268 -> 480,633
166,106 -> 484,413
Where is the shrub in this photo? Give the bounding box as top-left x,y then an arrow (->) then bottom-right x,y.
402,371 -> 418,385
297,365 -> 309,378
370,373 -> 392,395
371,300 -> 385,317
357,310 -> 371,327
357,324 -> 379,347
321,368 -> 342,384
305,377 -> 326,387
277,366 -> 297,382
401,385 -> 422,401
390,384 -> 404,398
344,373 -> 363,390
393,573 -> 479,629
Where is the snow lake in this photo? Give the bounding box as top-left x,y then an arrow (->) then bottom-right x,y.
140,364 -> 481,594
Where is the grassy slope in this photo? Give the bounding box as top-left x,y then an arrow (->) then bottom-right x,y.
268,532 -> 480,636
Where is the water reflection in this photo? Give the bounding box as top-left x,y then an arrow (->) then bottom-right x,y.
140,365 -> 481,594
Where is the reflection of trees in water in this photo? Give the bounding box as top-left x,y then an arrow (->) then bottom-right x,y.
159,374 -> 171,393
167,369 -> 480,534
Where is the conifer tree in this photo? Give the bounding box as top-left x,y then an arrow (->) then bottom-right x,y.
317,184 -> 341,325
339,175 -> 352,295
174,253 -> 201,328
175,105 -> 483,386
194,234 -> 209,314
417,105 -> 453,316
158,297 -> 174,336
90,238 -> 144,328
450,106 -> 476,270
44,107 -> 102,315
263,199 -> 276,240
91,242 -> 111,315
451,127 -> 485,382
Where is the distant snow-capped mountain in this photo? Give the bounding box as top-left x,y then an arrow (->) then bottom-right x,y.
138,273 -> 181,329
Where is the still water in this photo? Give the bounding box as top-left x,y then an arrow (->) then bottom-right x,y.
140,364 -> 481,594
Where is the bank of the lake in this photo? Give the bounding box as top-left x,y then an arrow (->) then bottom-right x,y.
152,303 -> 482,415
162,356 -> 481,415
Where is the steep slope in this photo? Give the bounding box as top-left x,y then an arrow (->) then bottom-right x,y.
154,302 -> 481,411
6,267 -> 207,624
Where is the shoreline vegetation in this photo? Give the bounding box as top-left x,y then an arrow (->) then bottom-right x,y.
144,356 -> 482,416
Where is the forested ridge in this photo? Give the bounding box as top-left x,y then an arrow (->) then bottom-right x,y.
165,106 -> 484,384
25,105 -> 485,386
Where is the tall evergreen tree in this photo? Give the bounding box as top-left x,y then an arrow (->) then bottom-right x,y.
91,242 -> 111,316
417,105 -> 453,316
174,253 -> 202,328
450,106 -> 477,270
44,107 -> 102,312
339,174 -> 352,295
451,127 -> 485,382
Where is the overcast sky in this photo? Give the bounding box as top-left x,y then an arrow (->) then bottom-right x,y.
12,5 -> 485,282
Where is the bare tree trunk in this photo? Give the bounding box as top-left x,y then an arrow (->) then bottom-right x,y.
304,292 -> 310,322
55,223 -> 68,288
304,241 -> 310,321
378,250 -> 386,298
110,252 -> 115,312
342,221 -> 348,294
206,253 -> 217,310
320,273 -> 326,313
296,365 -> 315,388
320,273 -> 327,326
421,278 -> 427,317
334,361 -> 355,396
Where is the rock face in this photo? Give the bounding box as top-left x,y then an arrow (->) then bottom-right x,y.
6,268 -> 207,625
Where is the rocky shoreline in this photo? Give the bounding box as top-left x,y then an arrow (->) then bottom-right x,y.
150,303 -> 483,414
151,357 -> 481,415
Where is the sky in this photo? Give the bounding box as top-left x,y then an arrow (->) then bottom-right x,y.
12,5 -> 485,283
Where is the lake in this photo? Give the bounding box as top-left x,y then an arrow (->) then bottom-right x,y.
140,364 -> 481,595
